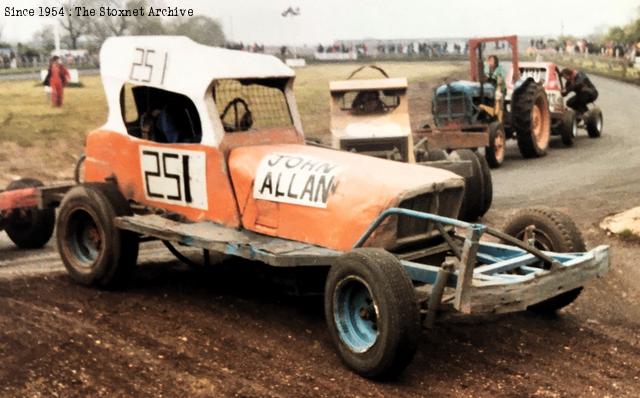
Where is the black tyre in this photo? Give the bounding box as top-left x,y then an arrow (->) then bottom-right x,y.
426,149 -> 448,161
503,207 -> 585,314
586,107 -> 603,138
4,178 -> 55,249
485,121 -> 506,168
560,109 -> 577,147
477,153 -> 493,216
56,183 -> 139,288
454,150 -> 488,221
324,249 -> 420,379
512,80 -> 551,158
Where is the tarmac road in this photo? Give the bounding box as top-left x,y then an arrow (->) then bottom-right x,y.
1,74 -> 639,397
492,75 -> 640,215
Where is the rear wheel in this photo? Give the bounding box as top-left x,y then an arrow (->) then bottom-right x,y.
502,207 -> 585,314
560,109 -> 577,146
586,107 -> 603,138
56,183 -> 139,288
485,121 -> 506,168
512,81 -> 551,158
4,178 -> 55,249
324,249 -> 420,379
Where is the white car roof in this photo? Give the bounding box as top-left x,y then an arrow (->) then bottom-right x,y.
100,36 -> 294,98
99,36 -> 296,145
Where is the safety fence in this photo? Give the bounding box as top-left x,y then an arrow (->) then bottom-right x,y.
532,53 -> 640,84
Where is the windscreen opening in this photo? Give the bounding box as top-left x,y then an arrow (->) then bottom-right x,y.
213,78 -> 293,133
336,89 -> 402,115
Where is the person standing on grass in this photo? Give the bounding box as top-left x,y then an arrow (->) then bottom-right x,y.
48,56 -> 70,107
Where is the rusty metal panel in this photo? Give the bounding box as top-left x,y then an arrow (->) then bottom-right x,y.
0,188 -> 39,212
416,131 -> 489,151
0,183 -> 73,213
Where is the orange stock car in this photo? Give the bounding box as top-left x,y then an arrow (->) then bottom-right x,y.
42,37 -> 608,379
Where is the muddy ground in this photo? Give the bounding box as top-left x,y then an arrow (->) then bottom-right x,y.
1,75 -> 640,397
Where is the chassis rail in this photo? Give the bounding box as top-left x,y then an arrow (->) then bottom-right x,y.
0,183 -> 73,213
355,208 -> 609,315
113,206 -> 608,318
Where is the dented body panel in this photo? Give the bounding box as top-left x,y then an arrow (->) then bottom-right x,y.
85,130 -> 242,227
228,144 -> 464,251
84,128 -> 464,252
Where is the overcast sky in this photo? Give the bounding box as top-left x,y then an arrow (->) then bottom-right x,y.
1,0 -> 638,45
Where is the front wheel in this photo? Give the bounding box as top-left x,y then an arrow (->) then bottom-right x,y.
586,107 -> 603,138
502,207 -> 585,314
56,183 -> 139,288
324,249 -> 420,379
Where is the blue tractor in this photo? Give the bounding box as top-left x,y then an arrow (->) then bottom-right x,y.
430,35 -> 551,168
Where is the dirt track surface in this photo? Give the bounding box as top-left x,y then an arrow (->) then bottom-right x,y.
2,75 -> 640,397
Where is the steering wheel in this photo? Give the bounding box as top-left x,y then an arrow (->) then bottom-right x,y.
220,97 -> 253,132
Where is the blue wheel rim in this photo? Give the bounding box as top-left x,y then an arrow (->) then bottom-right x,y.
68,209 -> 101,267
333,276 -> 379,353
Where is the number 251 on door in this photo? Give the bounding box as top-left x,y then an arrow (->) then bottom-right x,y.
139,146 -> 208,210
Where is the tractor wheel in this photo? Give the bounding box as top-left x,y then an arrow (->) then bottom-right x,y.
586,107 -> 603,138
4,178 -> 55,249
560,109 -> 577,147
324,248 -> 420,379
485,121 -> 506,168
512,81 -> 551,158
454,150 -> 489,221
56,183 -> 139,288
502,207 -> 585,314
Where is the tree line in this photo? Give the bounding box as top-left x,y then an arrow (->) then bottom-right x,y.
605,7 -> 640,46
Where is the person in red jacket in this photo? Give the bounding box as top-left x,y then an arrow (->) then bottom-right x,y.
47,56 -> 70,107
